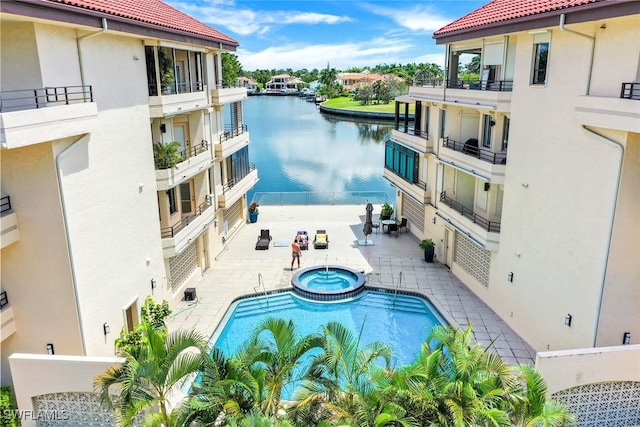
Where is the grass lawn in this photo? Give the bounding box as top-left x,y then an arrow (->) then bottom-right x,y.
323,97 -> 415,114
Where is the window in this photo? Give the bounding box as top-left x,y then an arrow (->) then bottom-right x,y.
439,109 -> 446,139
531,32 -> 550,85
502,117 -> 510,151
179,182 -> 193,214
385,141 -> 419,183
167,188 -> 177,215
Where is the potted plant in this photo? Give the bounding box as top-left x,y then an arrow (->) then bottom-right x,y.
380,203 -> 393,220
419,238 -> 436,263
153,141 -> 183,169
248,202 -> 259,223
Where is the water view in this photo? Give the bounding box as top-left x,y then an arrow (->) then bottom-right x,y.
243,95 -> 395,203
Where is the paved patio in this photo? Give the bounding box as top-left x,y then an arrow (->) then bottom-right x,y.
167,204 -> 537,366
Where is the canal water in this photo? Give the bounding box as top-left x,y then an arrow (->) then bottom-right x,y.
243,95 -> 395,204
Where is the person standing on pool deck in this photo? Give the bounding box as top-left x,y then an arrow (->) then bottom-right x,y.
291,237 -> 302,270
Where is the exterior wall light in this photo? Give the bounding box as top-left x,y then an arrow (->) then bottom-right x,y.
151,278 -> 157,290
564,314 -> 572,327
623,332 -> 631,345
432,217 -> 436,224
46,343 -> 55,355
507,272 -> 514,282
103,322 -> 111,335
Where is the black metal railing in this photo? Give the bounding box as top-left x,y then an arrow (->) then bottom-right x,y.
0,86 -> 93,112
383,166 -> 428,191
394,126 -> 428,140
440,192 -> 501,232
160,200 -> 211,238
413,78 -> 444,87
446,79 -> 513,92
620,82 -> 640,100
222,163 -> 256,193
443,137 -> 507,165
156,81 -> 204,96
155,140 -> 209,170
0,195 -> 11,214
219,124 -> 248,143
0,291 -> 8,309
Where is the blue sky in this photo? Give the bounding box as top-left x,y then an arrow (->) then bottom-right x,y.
167,0 -> 487,71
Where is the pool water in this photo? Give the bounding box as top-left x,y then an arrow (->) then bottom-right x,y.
209,291 -> 447,399
299,269 -> 354,291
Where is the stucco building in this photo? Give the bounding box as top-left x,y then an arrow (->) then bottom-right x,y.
386,0 -> 639,420
0,0 -> 258,385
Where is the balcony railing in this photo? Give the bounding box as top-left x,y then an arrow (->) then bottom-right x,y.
0,86 -> 93,112
443,137 -> 507,165
0,291 -> 8,309
446,79 -> 513,92
219,124 -> 248,143
1,195 -> 11,214
155,140 -> 208,170
160,200 -> 211,238
412,78 -> 444,87
440,192 -> 501,232
384,166 -> 428,190
620,82 -> 640,100
394,126 -> 428,139
222,163 -> 256,193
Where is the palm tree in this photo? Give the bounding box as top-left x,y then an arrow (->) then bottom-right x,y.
318,65 -> 339,98
237,317 -> 324,417
94,321 -> 207,426
511,365 -> 576,427
293,321 -> 417,426
153,141 -> 183,169
173,347 -> 266,426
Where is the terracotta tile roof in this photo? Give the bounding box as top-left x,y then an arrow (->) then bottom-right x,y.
434,0 -> 602,36
47,0 -> 237,45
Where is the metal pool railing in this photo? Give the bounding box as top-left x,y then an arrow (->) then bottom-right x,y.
251,191 -> 392,206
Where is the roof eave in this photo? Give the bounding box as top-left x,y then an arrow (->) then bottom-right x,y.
433,0 -> 639,45
1,0 -> 238,51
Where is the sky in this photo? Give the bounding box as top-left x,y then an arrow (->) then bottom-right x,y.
167,0 -> 488,71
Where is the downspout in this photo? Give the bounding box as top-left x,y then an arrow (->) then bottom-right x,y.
77,18 -> 108,89
55,135 -> 91,355
581,126 -> 624,347
559,14 -> 595,95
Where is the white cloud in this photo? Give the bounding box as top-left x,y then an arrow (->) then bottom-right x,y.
168,1 -> 351,36
238,38 -> 415,70
359,3 -> 450,32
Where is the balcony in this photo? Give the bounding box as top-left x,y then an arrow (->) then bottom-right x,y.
148,87 -> 209,118
574,83 -> 640,133
211,86 -> 247,105
161,200 -> 214,257
383,167 -> 431,205
1,290 -> 16,342
439,137 -> 507,184
1,195 -> 19,249
408,79 -> 512,112
155,141 -> 212,191
215,125 -> 250,159
438,191 -> 500,251
391,128 -> 433,154
0,86 -> 98,149
218,164 -> 259,209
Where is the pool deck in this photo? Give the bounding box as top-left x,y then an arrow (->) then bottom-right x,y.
166,204 -> 537,366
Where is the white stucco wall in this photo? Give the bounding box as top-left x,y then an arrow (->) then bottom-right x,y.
536,344 -> 640,395
9,353 -> 121,427
51,31 -> 167,356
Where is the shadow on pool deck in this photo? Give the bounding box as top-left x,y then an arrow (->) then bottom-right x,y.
165,204 -> 537,366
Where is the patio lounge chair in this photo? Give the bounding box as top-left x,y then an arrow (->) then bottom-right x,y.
255,229 -> 272,250
296,231 -> 309,250
314,229 -> 329,249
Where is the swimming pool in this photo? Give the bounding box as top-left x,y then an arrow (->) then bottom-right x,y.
210,289 -> 447,368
